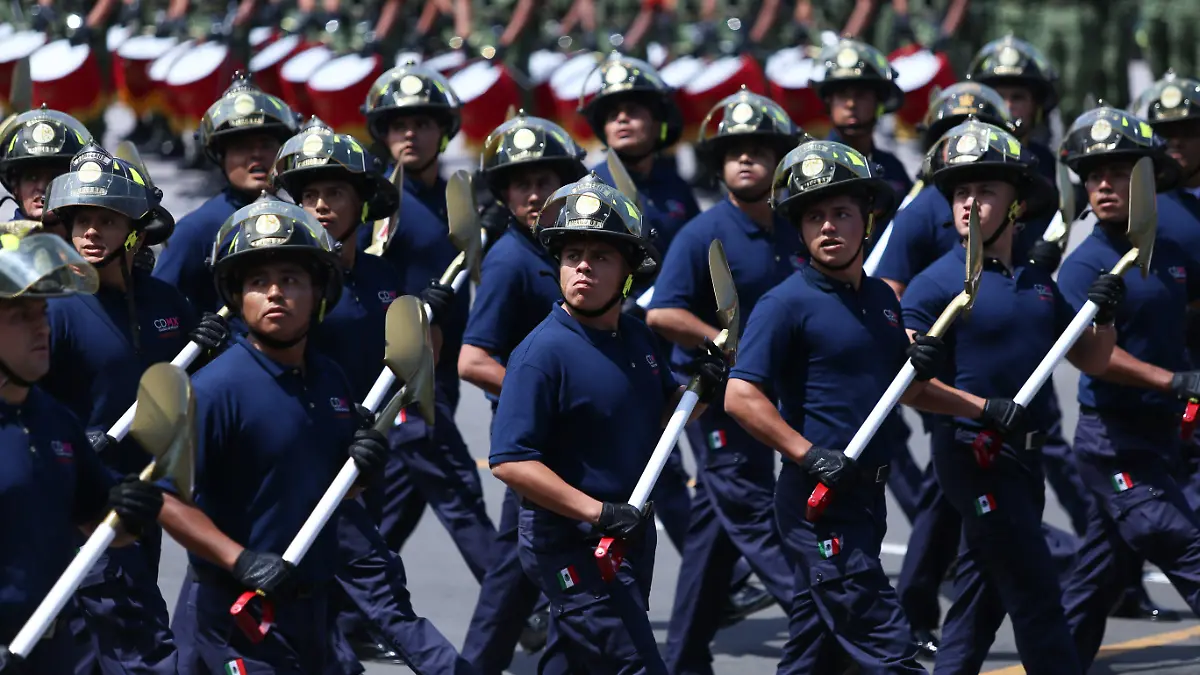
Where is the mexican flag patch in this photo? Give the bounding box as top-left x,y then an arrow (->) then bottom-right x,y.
224,659 -> 248,675
708,430 -> 726,449
394,408 -> 408,425
974,494 -> 996,515
1112,472 -> 1134,492
817,537 -> 842,559
557,566 -> 580,590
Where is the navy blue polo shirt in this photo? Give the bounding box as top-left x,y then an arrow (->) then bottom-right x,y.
312,251 -> 406,401
826,130 -> 913,204
730,262 -> 910,488
1059,224 -> 1200,414
592,155 -> 700,257
490,304 -> 677,542
357,190 -> 469,412
177,337 -> 358,585
1158,191 -> 1200,259
874,186 -> 1056,287
902,245 -> 1073,431
154,188 -> 251,313
648,197 -> 800,373
462,224 -> 561,366
0,387 -> 111,640
43,270 -> 198,477
404,173 -> 449,225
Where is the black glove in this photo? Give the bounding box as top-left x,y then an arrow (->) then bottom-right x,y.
69,25 -> 94,46
1087,273 -> 1126,326
232,549 -> 294,595
690,337 -> 729,404
1027,239 -> 1064,273
353,403 -> 376,430
189,312 -> 230,352
979,398 -> 1026,437
87,430 -> 115,454
1171,371 -> 1200,400
132,247 -> 157,273
596,501 -> 653,539
107,475 -> 163,537
800,447 -> 857,489
906,334 -> 945,381
419,281 -> 455,325
348,428 -> 389,482
621,297 -> 647,321
0,647 -> 24,674
480,201 -> 513,251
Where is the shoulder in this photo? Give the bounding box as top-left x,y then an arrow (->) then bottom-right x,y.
508,315 -> 570,369
192,344 -> 253,391
356,254 -> 403,285
903,254 -> 957,299
863,276 -> 902,307
27,386 -> 82,425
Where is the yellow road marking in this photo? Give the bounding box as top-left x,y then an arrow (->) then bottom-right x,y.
981,624 -> 1200,674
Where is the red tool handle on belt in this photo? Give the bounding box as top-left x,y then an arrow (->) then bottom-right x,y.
971,429 -> 1001,469
1183,399 -> 1200,441
594,537 -> 626,583
230,590 -> 274,643
805,483 -> 832,521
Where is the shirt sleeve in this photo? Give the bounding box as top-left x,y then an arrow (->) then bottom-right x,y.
1056,250 -> 1098,312
874,197 -> 936,285
462,252 -> 521,352
729,295 -> 800,393
489,359 -> 557,466
152,218 -> 206,309
70,421 -> 115,525
900,271 -> 946,335
647,226 -> 705,311
1050,279 -> 1076,335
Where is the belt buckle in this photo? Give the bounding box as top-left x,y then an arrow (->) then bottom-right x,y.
1025,431 -> 1040,451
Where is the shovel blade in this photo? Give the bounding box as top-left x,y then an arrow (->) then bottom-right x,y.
114,141 -> 151,183
708,240 -> 740,359
606,151 -> 640,207
446,170 -> 482,282
962,201 -> 983,311
128,363 -> 196,503
367,163 -> 405,256
382,296 -> 436,424
1128,156 -> 1157,278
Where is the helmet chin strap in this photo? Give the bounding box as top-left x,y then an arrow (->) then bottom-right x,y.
982,202 -> 1021,248
92,230 -> 144,355
566,274 -> 633,319
0,356 -> 34,390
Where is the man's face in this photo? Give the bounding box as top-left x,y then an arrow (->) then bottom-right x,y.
71,207 -> 138,265
993,84 -> 1037,139
15,165 -> 59,220
721,140 -> 775,196
221,133 -> 281,193
0,297 -> 51,384
828,84 -> 880,135
603,100 -> 656,156
950,180 -> 1021,241
1084,160 -> 1134,224
1160,119 -> 1200,185
799,194 -> 866,269
239,259 -> 316,342
386,114 -> 442,169
502,167 -> 561,230
300,178 -> 361,243
559,239 -> 629,312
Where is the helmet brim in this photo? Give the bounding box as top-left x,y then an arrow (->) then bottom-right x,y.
1067,149 -> 1181,193
774,175 -> 897,223
932,162 -> 1056,219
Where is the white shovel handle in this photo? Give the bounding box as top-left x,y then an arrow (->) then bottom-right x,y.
626,390 -> 701,511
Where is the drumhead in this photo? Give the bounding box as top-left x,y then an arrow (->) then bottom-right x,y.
310,54 -> 377,92
107,25 -> 131,52
31,40 -> 90,82
250,27 -> 274,48
394,51 -> 423,67
166,42 -> 229,86
551,53 -> 601,100
0,30 -> 48,63
765,48 -> 816,89
448,61 -> 501,103
529,50 -> 566,85
646,43 -> 667,69
659,56 -> 703,89
281,46 -> 332,83
250,34 -> 301,72
0,24 -> 13,40
891,49 -> 940,93
685,56 -> 743,94
118,35 -> 177,61
149,39 -> 193,82
423,50 -> 466,73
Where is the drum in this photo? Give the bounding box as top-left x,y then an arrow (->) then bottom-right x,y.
889,44 -> 957,142
646,43 -> 668,70
528,49 -> 567,119
166,42 -> 238,128
147,38 -> 193,133
279,45 -> 332,116
249,34 -> 305,99
549,52 -> 601,144
30,40 -> 105,124
0,30 -> 48,110
249,26 -> 276,50
423,50 -> 468,75
107,25 -> 132,53
115,36 -> 178,118
394,50 -> 423,67
764,47 -> 830,137
307,53 -> 384,140
449,60 -> 522,149
680,55 -> 766,136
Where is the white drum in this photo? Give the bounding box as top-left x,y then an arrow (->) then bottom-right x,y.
0,30 -> 48,65
449,60 -> 520,144
891,49 -> 942,93
118,35 -> 178,62
281,45 -> 333,85
659,56 -> 704,91
307,53 -> 381,136
308,53 -> 378,93
250,33 -> 302,73
529,49 -> 566,86
423,50 -> 467,74
0,23 -> 13,40
166,42 -> 233,123
764,47 -> 818,90
30,40 -> 90,83
166,42 -> 229,87
646,43 -> 668,70
394,50 -> 423,67
249,26 -> 275,48
29,39 -> 102,122
551,52 -> 603,106
684,55 -> 743,95
107,24 -> 132,52
149,39 -> 194,83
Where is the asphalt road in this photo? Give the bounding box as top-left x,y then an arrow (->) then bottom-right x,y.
113,108 -> 1200,674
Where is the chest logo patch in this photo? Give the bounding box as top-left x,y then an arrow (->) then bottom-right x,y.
1169,266 -> 1187,283
377,290 -> 399,305
50,440 -> 74,463
882,309 -> 899,327
664,199 -> 687,221
645,354 -> 659,374
1032,284 -> 1054,301
329,397 -> 351,414
153,317 -> 181,333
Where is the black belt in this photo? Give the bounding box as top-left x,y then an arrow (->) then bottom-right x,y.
190,565 -> 317,599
